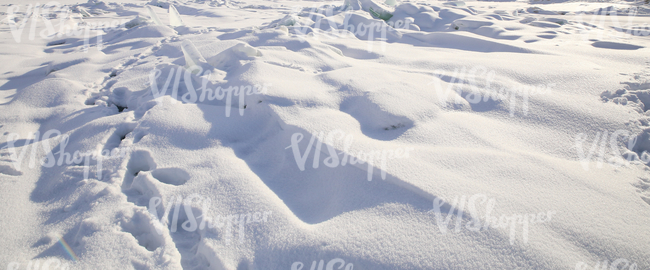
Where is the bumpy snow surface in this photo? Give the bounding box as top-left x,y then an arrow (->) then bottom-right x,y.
1,0 -> 649,268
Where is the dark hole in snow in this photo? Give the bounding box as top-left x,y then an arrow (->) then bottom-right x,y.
116,105 -> 127,112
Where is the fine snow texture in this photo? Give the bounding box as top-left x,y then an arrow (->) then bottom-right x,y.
0,0 -> 649,269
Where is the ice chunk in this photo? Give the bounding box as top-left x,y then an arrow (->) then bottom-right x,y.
181,39 -> 209,73
385,0 -> 397,7
233,43 -> 262,58
359,0 -> 394,20
279,14 -> 298,26
124,15 -> 149,29
146,6 -> 164,26
207,43 -> 262,71
77,7 -> 92,17
369,6 -> 393,21
169,4 -> 184,27
180,40 -> 217,85
344,13 -> 402,51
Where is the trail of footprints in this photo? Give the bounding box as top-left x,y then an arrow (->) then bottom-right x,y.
119,143 -> 230,269
601,65 -> 650,206
31,2 -> 425,267
90,118 -> 206,267
29,8 -> 211,267
84,36 -> 174,109
85,19 -> 223,270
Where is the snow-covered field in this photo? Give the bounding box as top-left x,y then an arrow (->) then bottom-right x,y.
1,0 -> 649,268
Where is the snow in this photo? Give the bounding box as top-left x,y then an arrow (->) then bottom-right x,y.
0,0 -> 649,268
